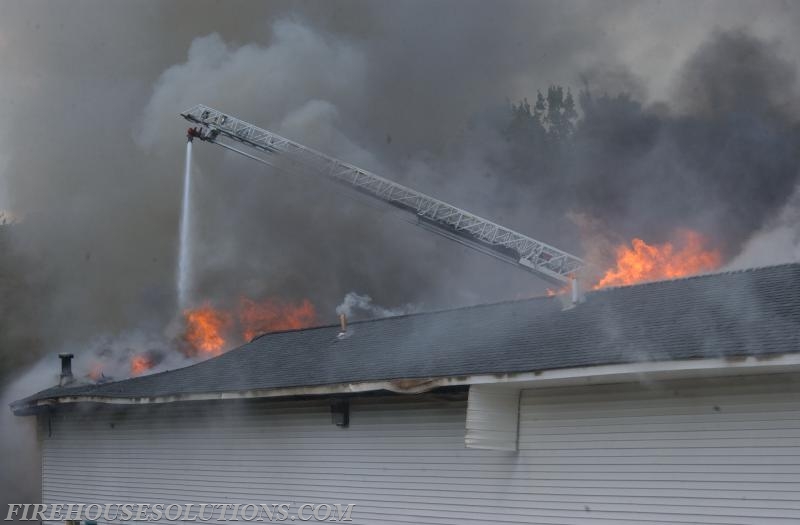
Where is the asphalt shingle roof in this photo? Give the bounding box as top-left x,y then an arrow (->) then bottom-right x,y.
13,263 -> 800,409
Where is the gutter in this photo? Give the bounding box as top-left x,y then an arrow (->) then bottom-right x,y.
12,352 -> 800,415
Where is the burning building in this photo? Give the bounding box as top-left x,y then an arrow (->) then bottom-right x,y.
11,263 -> 800,524
4,3 -> 800,522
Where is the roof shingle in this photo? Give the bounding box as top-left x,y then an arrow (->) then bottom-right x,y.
13,263 -> 800,408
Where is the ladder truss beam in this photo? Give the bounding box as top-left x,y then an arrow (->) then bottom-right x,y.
182,104 -> 584,284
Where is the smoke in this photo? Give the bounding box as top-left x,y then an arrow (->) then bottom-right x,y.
2,0 -> 800,507
0,360 -> 52,523
564,28 -> 800,263
726,184 -> 800,270
72,331 -> 200,381
336,292 -> 417,320
2,2 -> 799,352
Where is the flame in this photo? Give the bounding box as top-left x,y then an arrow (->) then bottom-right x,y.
239,297 -> 317,341
183,303 -> 233,356
130,354 -> 153,376
595,229 -> 721,289
95,298 -> 314,378
87,362 -> 104,381
546,283 -> 571,296
181,297 -> 317,356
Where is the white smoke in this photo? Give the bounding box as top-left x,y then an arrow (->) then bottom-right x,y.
1,359 -> 55,516
727,184 -> 800,270
135,21 -> 370,161
336,292 -> 417,320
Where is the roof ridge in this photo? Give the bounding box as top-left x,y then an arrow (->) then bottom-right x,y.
587,261 -> 800,294
240,263 -> 800,340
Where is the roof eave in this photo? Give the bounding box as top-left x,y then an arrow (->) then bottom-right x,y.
12,351 -> 800,415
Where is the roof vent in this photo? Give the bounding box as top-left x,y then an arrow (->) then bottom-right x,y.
58,353 -> 74,386
571,277 -> 583,304
560,277 -> 584,311
337,314 -> 348,339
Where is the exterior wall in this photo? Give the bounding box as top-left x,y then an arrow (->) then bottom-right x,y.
41,374 -> 800,524
465,385 -> 520,451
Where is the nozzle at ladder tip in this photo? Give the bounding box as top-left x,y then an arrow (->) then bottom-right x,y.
187,127 -> 200,142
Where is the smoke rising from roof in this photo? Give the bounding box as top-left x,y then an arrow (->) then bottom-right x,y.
336,292 -> 417,320
1,2 -> 799,352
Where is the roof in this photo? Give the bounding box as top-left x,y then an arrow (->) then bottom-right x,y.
12,263 -> 800,412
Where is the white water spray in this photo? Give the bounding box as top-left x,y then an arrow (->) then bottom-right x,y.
177,139 -> 193,310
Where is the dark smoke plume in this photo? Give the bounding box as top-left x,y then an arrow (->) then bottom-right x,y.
567,29 -> 800,259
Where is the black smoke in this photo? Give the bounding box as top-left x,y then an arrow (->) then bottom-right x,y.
571,29 -> 800,259
2,3 -> 799,357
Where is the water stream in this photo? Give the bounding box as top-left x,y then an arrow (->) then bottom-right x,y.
177,139 -> 193,311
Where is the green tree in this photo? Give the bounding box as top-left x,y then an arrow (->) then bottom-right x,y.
544,86 -> 577,142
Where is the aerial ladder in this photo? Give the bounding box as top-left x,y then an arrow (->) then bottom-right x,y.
181,104 -> 585,297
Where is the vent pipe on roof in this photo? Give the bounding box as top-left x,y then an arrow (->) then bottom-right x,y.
571,277 -> 581,304
58,353 -> 74,386
339,313 -> 347,335
562,277 -> 584,310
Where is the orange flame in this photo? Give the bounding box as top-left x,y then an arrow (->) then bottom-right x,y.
239,297 -> 317,341
183,303 -> 233,356
546,283 -> 573,296
130,354 -> 153,376
595,229 -> 721,289
87,362 -> 104,381
181,297 -> 317,356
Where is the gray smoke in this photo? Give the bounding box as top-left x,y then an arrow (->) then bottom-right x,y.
336,292 -> 417,320
727,183 -> 800,270
2,0 -> 800,510
2,2 -> 800,351
564,28 -> 800,263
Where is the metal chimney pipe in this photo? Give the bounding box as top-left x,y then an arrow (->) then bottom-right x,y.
339,313 -> 347,334
58,353 -> 74,386
571,277 -> 581,304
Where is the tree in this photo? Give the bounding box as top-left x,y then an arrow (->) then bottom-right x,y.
508,97 -> 545,138
544,86 -> 577,142
534,91 -> 546,121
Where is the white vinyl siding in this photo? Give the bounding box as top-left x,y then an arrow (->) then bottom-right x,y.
41,374 -> 800,524
465,385 -> 520,450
